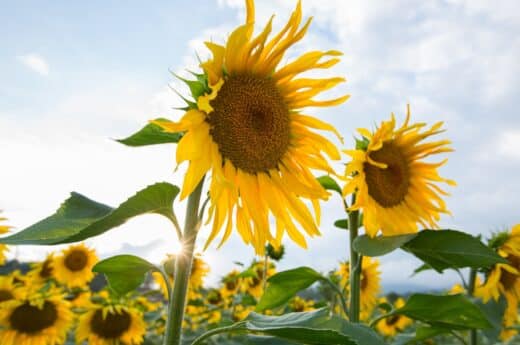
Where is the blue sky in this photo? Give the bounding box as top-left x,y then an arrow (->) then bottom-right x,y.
1,0 -> 519,292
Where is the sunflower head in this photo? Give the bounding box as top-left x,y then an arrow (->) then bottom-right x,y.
154,0 -> 348,254
77,304 -> 146,345
53,243 -> 98,288
0,292 -> 73,345
190,255 -> 209,289
343,105 -> 455,237
376,298 -> 412,337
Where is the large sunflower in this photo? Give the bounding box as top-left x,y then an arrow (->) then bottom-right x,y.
0,292 -> 73,345
77,304 -> 146,345
0,211 -> 11,265
154,0 -> 348,254
53,243 -> 98,288
343,106 -> 455,237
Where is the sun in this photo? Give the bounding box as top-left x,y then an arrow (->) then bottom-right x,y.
154,0 -> 348,254
53,243 -> 98,288
343,105 -> 455,237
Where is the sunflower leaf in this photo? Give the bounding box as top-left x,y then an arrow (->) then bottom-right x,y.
353,233 -> 417,257
116,118 -> 183,147
256,267 -> 326,312
334,219 -> 349,229
0,182 -> 180,245
93,254 -> 159,296
316,176 -> 342,195
392,293 -> 492,330
192,308 -> 385,345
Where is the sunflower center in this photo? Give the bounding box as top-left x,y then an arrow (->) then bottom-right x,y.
501,256 -> 520,290
40,259 -> 53,278
360,271 -> 368,291
364,141 -> 410,208
207,74 -> 290,174
10,301 -> 58,334
0,289 -> 14,302
64,249 -> 88,271
90,309 -> 131,339
385,315 -> 400,326
225,281 -> 237,291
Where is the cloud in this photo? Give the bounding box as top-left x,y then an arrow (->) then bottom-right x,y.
17,53 -> 49,76
498,130 -> 520,159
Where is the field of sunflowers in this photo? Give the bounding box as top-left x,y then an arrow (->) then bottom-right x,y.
1,0 -> 518,344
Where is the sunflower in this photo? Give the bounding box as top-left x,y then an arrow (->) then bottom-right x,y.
190,254 -> 209,289
336,257 -> 381,312
77,304 -> 146,345
154,0 -> 348,254
343,106 -> 455,237
289,296 -> 315,312
478,224 -> 520,341
27,252 -> 55,286
220,269 -> 242,300
53,243 -> 98,288
376,298 -> 412,337
0,211 -> 11,265
0,291 -> 73,345
0,276 -> 23,308
242,261 -> 276,298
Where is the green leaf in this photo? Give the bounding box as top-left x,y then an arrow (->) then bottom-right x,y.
117,118 -> 183,147
353,233 -> 417,257
93,255 -> 158,295
316,176 -> 342,195
0,182 -> 179,245
355,136 -> 370,151
394,294 -> 492,330
334,219 -> 349,230
414,326 -> 450,342
476,296 -> 507,342
194,308 -> 385,345
256,267 -> 325,312
402,230 -> 508,272
410,263 -> 433,276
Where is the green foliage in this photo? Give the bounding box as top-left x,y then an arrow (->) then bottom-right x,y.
334,219 -> 349,229
353,230 -> 507,272
0,182 -> 180,245
93,254 -> 159,296
355,136 -> 370,151
256,267 -> 325,312
476,296 -> 507,342
316,175 -> 342,195
117,118 -> 183,147
193,308 -> 386,345
393,293 -> 492,330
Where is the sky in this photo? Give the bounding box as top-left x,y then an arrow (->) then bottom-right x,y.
1,0 -> 519,292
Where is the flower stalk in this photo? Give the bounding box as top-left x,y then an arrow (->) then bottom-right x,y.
348,194 -> 361,322
164,178 -> 205,345
467,268 -> 478,345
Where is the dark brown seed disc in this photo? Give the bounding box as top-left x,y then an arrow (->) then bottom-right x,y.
10,301 -> 58,334
90,309 -> 131,339
0,289 -> 14,302
364,141 -> 410,208
207,74 -> 290,174
64,249 -> 88,271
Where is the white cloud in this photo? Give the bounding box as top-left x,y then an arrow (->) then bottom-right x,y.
17,53 -> 49,76
498,130 -> 520,159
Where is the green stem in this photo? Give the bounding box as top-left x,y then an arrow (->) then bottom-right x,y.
325,278 -> 349,318
467,268 -> 477,345
164,178 -> 205,345
348,194 -> 360,322
262,254 -> 269,292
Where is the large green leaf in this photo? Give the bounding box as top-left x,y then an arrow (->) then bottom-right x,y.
117,118 -> 183,146
402,230 -> 508,272
193,308 -> 385,345
256,267 -> 325,312
93,255 -> 159,295
393,294 -> 492,330
316,176 -> 342,195
353,233 -> 417,256
0,182 -> 179,245
476,296 -> 507,342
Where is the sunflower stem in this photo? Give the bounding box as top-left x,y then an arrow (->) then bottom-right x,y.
348,194 -> 361,323
164,178 -> 205,345
468,268 -> 478,345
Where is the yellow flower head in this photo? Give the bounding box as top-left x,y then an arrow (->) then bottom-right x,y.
76,304 -> 146,345
0,211 -> 11,265
376,298 -> 413,337
289,296 -> 315,312
190,254 -> 209,290
27,252 -> 55,287
220,269 -> 242,300
0,275 -> 24,309
343,106 -> 455,237
336,257 -> 381,311
242,261 -> 276,298
53,243 -> 98,288
154,0 -> 348,254
0,291 -> 73,345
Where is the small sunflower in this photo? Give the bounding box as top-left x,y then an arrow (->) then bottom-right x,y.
0,292 -> 73,345
242,261 -> 276,298
336,257 -> 381,311
154,0 -> 348,254
289,296 -> 315,312
220,269 -> 242,300
27,252 -> 55,286
0,211 -> 11,265
376,298 -> 412,337
53,243 -> 98,288
0,276 -> 23,308
478,224 -> 520,341
343,106 -> 455,237
190,255 -> 209,290
77,304 -> 146,345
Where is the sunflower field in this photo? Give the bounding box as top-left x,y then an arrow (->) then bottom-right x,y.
1,1 -> 519,345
